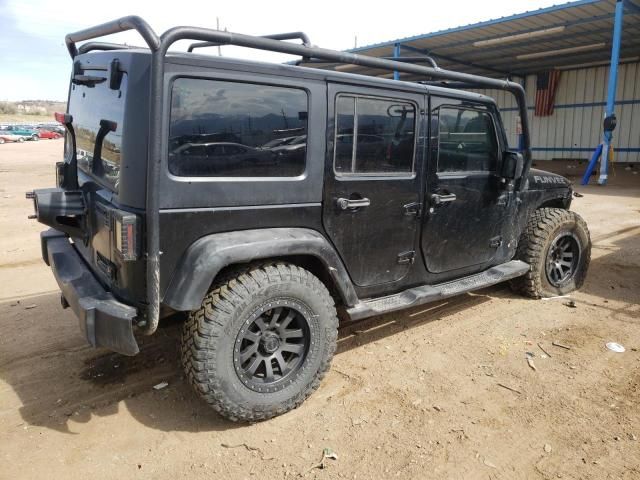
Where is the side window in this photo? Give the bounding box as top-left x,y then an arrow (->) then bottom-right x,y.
169,78 -> 308,177
334,95 -> 415,175
437,107 -> 499,173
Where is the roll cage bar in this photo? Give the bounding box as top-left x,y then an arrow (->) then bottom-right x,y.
64,15 -> 533,337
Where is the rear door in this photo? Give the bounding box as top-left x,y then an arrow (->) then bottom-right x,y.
323,84 -> 424,287
421,97 -> 508,274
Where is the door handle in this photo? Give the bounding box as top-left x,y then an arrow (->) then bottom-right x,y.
337,197 -> 371,210
430,193 -> 457,205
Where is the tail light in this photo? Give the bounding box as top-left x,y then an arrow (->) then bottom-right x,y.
114,211 -> 139,261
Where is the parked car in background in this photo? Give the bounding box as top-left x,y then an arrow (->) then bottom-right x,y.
4,125 -> 40,141
37,128 -> 63,140
169,142 -> 276,176
39,123 -> 66,135
0,131 -> 26,144
261,136 -> 300,149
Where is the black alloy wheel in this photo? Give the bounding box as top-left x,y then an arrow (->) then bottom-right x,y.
546,233 -> 580,287
234,301 -> 311,393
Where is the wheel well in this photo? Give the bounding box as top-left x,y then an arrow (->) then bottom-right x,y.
538,198 -> 567,209
213,255 -> 346,309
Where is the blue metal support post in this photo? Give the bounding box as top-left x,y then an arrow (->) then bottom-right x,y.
393,43 -> 400,80
598,0 -> 625,185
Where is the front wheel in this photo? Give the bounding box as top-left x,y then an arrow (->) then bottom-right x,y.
181,263 -> 338,422
31,135 -> 39,141
511,208 -> 591,298
0,138 -> 5,144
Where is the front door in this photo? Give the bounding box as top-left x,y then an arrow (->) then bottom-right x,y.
421,97 -> 508,274
323,84 -> 424,287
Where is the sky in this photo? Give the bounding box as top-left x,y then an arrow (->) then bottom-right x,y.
0,0 -> 564,101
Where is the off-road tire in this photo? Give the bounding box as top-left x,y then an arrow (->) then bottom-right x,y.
181,262 -> 338,422
511,208 -> 590,298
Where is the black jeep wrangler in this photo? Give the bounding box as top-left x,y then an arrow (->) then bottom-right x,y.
28,17 -> 590,422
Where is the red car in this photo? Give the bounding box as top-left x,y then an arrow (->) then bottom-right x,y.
37,129 -> 63,139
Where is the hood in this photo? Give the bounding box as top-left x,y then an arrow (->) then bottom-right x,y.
527,168 -> 571,190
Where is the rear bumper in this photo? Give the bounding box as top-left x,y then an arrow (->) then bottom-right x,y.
41,229 -> 140,356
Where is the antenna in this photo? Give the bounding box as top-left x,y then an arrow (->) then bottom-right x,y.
216,17 -> 222,56
280,108 -> 289,129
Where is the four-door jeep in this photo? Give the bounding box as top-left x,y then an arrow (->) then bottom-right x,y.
28,17 -> 590,422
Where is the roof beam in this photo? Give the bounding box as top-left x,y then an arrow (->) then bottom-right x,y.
348,0 -> 604,54
419,12 -> 618,52
440,25 -> 620,61
399,43 -> 521,78
487,44 -> 640,73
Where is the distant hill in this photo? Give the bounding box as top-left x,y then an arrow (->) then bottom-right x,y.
0,100 -> 67,124
0,100 -> 67,116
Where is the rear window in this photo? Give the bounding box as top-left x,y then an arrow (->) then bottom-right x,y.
169,79 -> 308,177
70,71 -> 127,191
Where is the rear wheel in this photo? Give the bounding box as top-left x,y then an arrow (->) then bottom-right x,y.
18,137 -> 25,143
511,208 -> 591,298
0,138 -> 5,144
31,134 -> 39,141
181,263 -> 338,422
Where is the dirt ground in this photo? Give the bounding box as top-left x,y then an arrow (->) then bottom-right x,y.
1,141 -> 639,480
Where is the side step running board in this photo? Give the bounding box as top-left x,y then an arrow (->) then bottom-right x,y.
346,260 -> 530,321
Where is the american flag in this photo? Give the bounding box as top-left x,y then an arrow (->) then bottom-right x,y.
535,70 -> 561,116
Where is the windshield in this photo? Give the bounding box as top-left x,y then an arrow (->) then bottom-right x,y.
69,70 -> 127,191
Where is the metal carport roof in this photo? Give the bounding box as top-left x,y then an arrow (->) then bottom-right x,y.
303,0 -> 640,81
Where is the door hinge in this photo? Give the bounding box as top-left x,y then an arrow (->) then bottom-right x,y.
403,202 -> 421,216
397,251 -> 416,265
489,236 -> 503,248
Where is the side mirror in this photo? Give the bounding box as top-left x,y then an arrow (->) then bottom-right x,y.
501,151 -> 524,180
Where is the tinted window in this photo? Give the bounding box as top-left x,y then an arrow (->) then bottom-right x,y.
334,96 -> 415,175
169,79 -> 308,177
437,107 -> 499,172
69,71 -> 127,191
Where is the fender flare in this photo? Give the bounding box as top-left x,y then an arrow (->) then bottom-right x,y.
533,187 -> 573,210
162,228 -> 358,311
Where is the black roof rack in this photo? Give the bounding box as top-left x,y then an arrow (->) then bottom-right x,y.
64,15 -> 532,338
298,55 -> 439,69
78,42 -> 134,55
188,31 -> 312,52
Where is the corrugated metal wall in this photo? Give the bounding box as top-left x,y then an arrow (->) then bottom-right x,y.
476,62 -> 640,163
